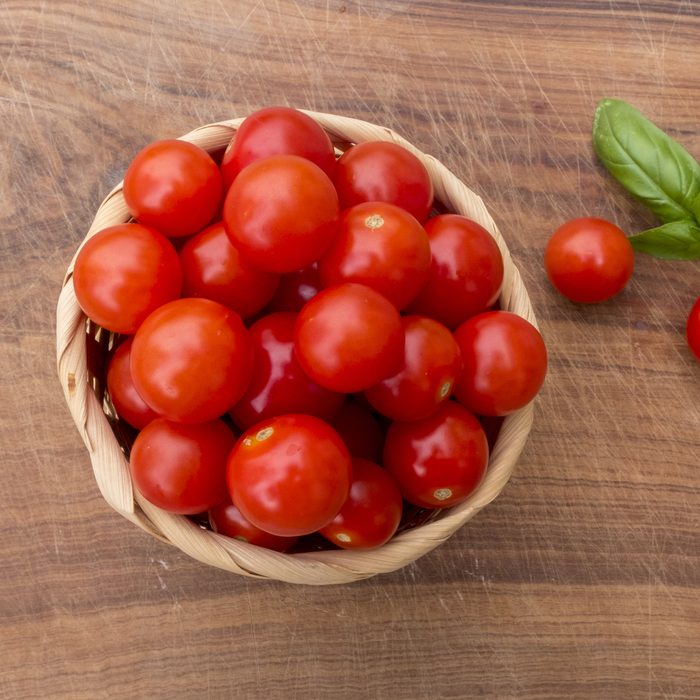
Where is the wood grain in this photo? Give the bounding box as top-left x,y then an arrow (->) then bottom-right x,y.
1,0 -> 698,698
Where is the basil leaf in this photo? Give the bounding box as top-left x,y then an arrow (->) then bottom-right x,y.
593,99 -> 700,224
629,220 -> 700,260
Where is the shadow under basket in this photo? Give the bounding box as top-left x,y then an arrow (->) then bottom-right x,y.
56,111 -> 538,585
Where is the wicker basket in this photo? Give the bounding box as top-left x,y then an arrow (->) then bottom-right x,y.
56,111 -> 538,585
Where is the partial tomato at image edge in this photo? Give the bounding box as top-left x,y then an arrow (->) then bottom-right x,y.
687,296 -> 700,361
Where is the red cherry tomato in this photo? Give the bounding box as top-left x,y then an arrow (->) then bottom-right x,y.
179,222 -> 279,319
544,217 -> 634,303
208,499 -> 298,552
123,139 -> 222,238
131,298 -> 253,423
318,202 -> 431,309
73,224 -> 182,334
294,283 -> 404,393
229,312 -> 344,430
454,311 -> 547,416
223,155 -> 339,273
334,141 -> 434,221
106,338 -> 160,430
408,215 -> 504,328
365,316 -> 462,422
383,401 -> 488,509
227,414 -> 352,537
319,459 -> 403,549
267,264 -> 322,313
130,418 -> 235,514
687,296 -> 700,361
331,399 -> 384,462
221,106 -> 336,189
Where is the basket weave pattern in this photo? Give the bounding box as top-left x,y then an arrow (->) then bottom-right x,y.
56,112 -> 537,585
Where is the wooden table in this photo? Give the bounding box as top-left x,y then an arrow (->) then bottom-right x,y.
2,1 -> 698,697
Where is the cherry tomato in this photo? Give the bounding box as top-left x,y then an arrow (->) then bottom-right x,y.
130,418 -> 235,514
687,296 -> 700,361
319,459 -> 402,549
208,499 -> 298,552
229,312 -> 344,430
131,298 -> 253,423
318,202 -> 431,309
179,222 -> 279,319
365,316 -> 462,422
266,264 -> 322,313
334,141 -> 434,221
227,414 -> 352,537
383,401 -> 488,509
408,215 -> 504,328
221,106 -> 336,189
331,399 -> 384,462
294,283 -> 404,393
544,217 -> 634,303
123,139 -> 222,238
73,224 -> 182,334
106,338 -> 160,430
454,311 -> 547,416
223,155 -> 339,273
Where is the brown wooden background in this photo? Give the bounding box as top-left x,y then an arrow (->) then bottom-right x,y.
1,1 -> 698,698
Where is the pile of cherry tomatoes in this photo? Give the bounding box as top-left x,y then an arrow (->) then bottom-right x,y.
73,107 -> 547,552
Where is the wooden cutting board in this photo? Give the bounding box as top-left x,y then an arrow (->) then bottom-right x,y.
0,1 -> 698,698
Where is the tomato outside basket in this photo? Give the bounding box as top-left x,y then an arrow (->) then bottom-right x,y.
56,111 -> 539,585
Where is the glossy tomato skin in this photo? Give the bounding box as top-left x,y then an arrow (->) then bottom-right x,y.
687,296 -> 700,361
384,401 -> 488,509
318,202 -> 431,309
365,316 -> 463,422
106,338 -> 160,430
223,155 -> 339,273
130,418 -> 235,514
454,311 -> 547,416
544,217 -> 634,303
123,139 -> 222,238
331,399 -> 384,462
179,222 -> 279,319
334,141 -> 434,222
73,224 -> 182,334
221,106 -> 336,189
319,459 -> 403,549
294,283 -> 404,393
229,312 -> 344,430
208,499 -> 298,552
408,215 -> 504,328
266,264 -> 322,313
131,298 -> 253,423
227,414 -> 352,537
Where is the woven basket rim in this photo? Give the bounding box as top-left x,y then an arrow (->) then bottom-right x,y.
56,110 -> 537,585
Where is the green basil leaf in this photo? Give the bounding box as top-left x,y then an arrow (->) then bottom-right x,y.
629,220 -> 700,260
693,191 -> 700,223
593,99 -> 700,224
